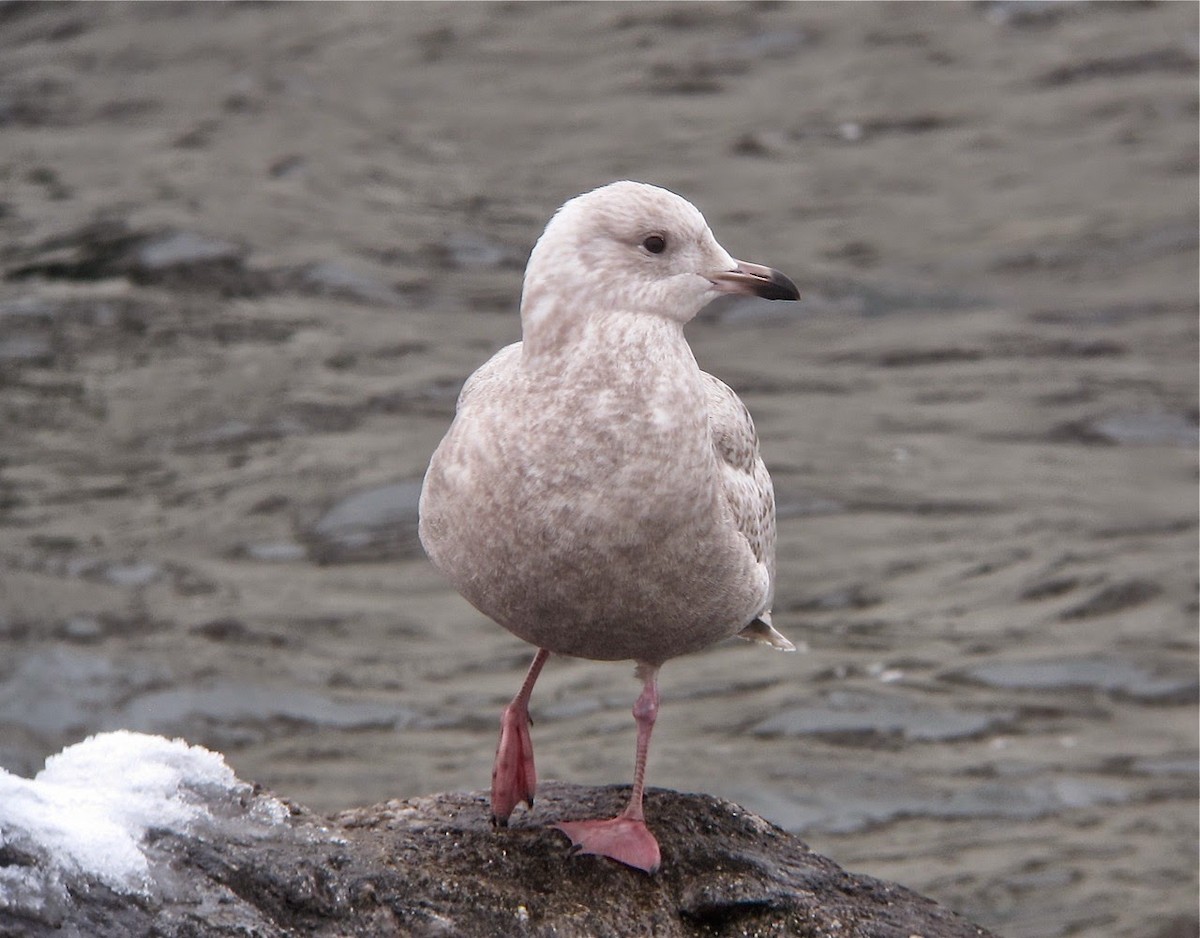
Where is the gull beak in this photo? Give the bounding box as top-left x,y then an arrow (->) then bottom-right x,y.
709,260 -> 800,302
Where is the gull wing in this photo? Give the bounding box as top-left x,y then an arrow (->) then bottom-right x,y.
700,372 -> 794,652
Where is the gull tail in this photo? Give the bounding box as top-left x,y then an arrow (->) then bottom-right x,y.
737,612 -> 797,652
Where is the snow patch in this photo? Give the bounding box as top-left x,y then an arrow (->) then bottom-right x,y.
0,730 -> 282,907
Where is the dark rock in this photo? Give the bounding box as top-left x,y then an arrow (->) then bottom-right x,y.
0,781 -> 999,937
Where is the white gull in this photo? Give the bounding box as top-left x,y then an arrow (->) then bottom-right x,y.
419,180 -> 800,873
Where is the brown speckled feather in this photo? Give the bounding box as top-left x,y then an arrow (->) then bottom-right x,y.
701,372 -> 793,651
419,181 -> 796,664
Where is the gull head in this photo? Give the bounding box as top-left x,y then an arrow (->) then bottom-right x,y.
520,181 -> 799,341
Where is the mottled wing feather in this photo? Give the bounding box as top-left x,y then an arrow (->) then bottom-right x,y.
701,371 -> 777,610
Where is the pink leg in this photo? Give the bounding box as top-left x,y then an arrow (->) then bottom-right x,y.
491,648 -> 549,825
555,663 -> 662,873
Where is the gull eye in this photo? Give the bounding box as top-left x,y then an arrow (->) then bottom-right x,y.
641,234 -> 666,255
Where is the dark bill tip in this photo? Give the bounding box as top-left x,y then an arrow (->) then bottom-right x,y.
710,260 -> 801,302
753,267 -> 801,301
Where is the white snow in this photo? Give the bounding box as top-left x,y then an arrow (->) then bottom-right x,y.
0,730 -> 284,901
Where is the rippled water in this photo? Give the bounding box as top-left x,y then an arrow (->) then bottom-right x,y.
0,4 -> 1197,937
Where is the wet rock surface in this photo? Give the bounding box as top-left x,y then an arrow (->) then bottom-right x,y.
0,4 -> 1196,937
0,782 -> 997,938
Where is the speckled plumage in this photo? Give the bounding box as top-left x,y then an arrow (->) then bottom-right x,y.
419,181 -> 792,666
419,181 -> 799,871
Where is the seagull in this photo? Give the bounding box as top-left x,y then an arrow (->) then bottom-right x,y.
419,180 -> 800,873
